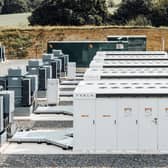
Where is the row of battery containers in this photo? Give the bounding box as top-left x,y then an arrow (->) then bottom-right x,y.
84,67 -> 168,80
89,51 -> 168,68
0,89 -> 15,145
5,68 -> 38,107
26,50 -> 69,91
0,46 -> 5,63
73,51 -> 168,152
74,92 -> 168,152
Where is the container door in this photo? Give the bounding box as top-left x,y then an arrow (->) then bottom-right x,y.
95,98 -> 117,152
118,97 -> 138,151
158,98 -> 168,152
74,98 -> 95,152
139,98 -> 158,152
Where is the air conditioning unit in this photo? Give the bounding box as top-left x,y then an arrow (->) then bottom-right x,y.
38,67 -> 47,91
0,91 -> 15,124
0,78 -> 7,90
22,78 -> 31,106
89,60 -> 168,68
84,68 -> 168,80
51,61 -> 58,79
74,80 -> 168,153
67,62 -> 76,79
52,49 -> 63,57
42,53 -> 54,64
47,79 -> 59,105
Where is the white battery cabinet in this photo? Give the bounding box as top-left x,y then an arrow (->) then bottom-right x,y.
138,97 -> 158,152
117,98 -> 138,151
73,81 -> 168,153
95,98 -> 117,152
73,93 -> 95,152
158,98 -> 168,152
89,60 -> 168,69
47,79 -> 59,105
67,62 -> 76,79
84,68 -> 168,81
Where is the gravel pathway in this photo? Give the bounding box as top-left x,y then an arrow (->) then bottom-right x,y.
1,154 -> 168,168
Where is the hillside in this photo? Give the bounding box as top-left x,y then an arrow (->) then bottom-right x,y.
0,26 -> 167,59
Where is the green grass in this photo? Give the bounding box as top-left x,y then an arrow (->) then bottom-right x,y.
0,13 -> 31,27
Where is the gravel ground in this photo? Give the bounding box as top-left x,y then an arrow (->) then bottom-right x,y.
1,154 -> 168,167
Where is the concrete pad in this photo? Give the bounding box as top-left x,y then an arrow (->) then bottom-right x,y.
34,106 -> 73,115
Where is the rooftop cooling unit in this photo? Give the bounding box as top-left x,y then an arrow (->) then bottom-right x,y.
96,51 -> 167,56
74,80 -> 168,153
22,78 -> 31,107
94,51 -> 168,61
0,46 -> 6,63
89,60 -> 168,68
84,68 -> 168,80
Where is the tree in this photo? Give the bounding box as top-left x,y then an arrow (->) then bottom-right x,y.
150,0 -> 168,27
127,15 -> 152,26
2,0 -> 29,14
28,0 -> 112,26
112,0 -> 153,25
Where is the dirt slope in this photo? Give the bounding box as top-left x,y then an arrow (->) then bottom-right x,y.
0,26 -> 167,59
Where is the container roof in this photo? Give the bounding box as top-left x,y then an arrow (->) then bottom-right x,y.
74,80 -> 168,95
96,51 -> 166,55
84,68 -> 168,77
90,60 -> 168,67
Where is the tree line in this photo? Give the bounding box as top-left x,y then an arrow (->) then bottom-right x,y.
0,0 -> 43,14
1,0 -> 168,27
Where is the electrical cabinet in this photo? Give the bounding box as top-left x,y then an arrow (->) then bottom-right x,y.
95,98 -> 117,152
47,79 -> 59,105
67,62 -> 76,79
